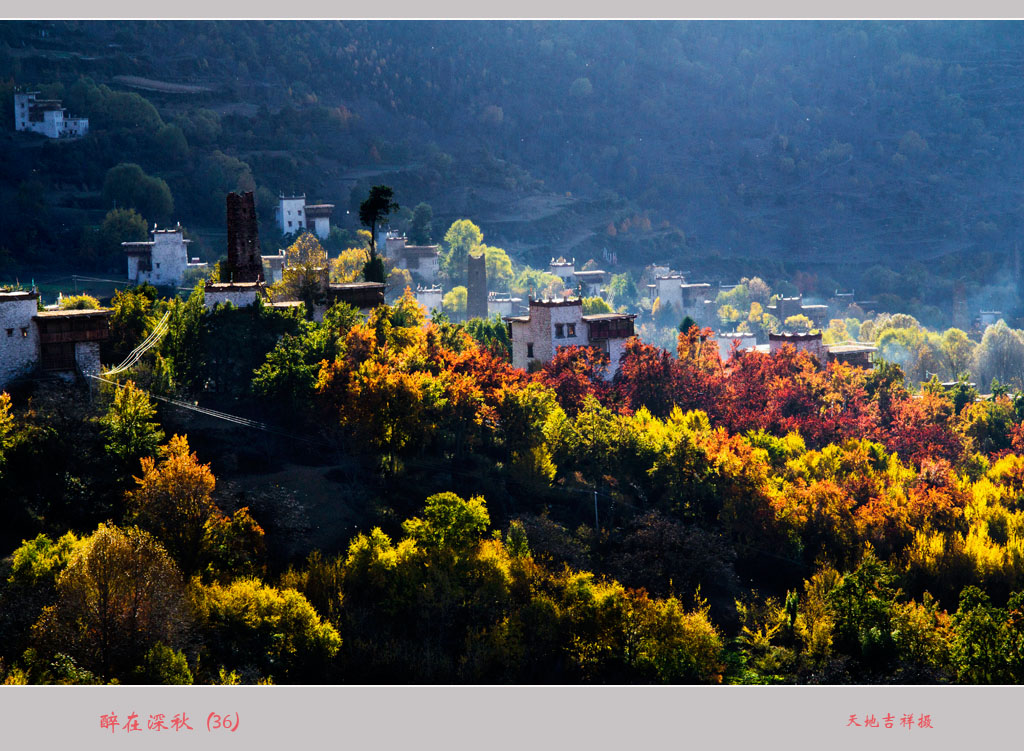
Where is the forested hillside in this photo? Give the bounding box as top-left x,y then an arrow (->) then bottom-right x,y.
6,291 -> 1024,684
3,21 -> 1024,319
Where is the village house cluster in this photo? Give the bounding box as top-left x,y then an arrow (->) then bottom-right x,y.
13,91 -> 89,139
0,175 -> 891,392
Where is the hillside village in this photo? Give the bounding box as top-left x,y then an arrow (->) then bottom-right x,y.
0,176 -> 1013,392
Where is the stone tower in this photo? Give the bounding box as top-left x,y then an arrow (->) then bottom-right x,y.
952,282 -> 969,332
467,252 -> 487,320
224,191 -> 263,283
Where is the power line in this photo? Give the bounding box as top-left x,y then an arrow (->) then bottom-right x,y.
89,374 -> 321,446
104,311 -> 171,377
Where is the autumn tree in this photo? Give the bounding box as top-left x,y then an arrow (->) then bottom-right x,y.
270,232 -> 328,315
127,434 -> 217,576
191,578 -> 341,683
0,392 -> 12,481
31,524 -> 189,680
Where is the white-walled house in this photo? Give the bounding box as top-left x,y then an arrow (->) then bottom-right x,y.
304,204 -> 333,240
124,226 -> 207,287
415,285 -> 443,315
14,92 -> 88,139
275,195 -> 333,239
276,195 -> 307,235
0,290 -> 110,389
504,297 -> 637,379
548,257 -> 575,289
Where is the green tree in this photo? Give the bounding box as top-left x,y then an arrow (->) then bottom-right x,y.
134,643 -> 193,684
59,294 -> 100,310
155,124 -> 189,163
107,286 -> 157,365
608,273 -> 638,307
359,185 -> 399,259
951,586 -> 1008,683
465,315 -> 512,359
83,208 -> 149,270
196,151 -> 255,222
401,492 -> 490,559
441,219 -> 484,287
480,244 -> 514,291
408,202 -> 434,245
102,163 -> 174,224
101,381 -> 164,469
192,578 -> 341,683
443,286 -> 468,320
582,296 -> 613,315
974,321 -> 1024,389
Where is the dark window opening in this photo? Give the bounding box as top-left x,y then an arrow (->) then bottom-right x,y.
567,323 -> 576,337
554,323 -> 564,338
527,342 -> 534,358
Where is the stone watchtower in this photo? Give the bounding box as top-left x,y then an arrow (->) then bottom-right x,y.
467,252 -> 488,320
223,191 -> 264,283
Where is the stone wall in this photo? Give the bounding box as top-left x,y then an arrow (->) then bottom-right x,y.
74,341 -> 101,379
0,293 -> 40,389
204,286 -> 262,310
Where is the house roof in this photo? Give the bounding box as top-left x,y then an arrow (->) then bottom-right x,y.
582,313 -> 637,322
206,281 -> 264,290
35,308 -> 111,319
827,343 -> 877,354
0,290 -> 39,301
329,282 -> 386,291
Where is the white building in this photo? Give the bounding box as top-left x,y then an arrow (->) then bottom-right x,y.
304,204 -> 334,240
0,290 -> 110,389
387,233 -> 441,285
715,331 -> 758,361
262,250 -> 286,285
124,225 -> 207,288
549,257 -> 575,288
504,297 -> 637,379
488,292 -> 523,318
204,281 -> 266,310
653,275 -> 713,326
415,285 -> 443,315
276,195 -> 307,235
573,269 -> 607,298
14,92 -> 88,139
275,195 -> 333,240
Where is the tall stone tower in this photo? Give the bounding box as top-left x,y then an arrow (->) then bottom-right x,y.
467,252 -> 487,320
952,282 -> 969,332
224,191 -> 263,283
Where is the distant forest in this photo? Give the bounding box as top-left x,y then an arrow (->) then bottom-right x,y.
3,21 -> 1024,321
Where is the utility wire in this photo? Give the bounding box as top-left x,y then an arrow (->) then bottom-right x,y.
103,311 -> 171,377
